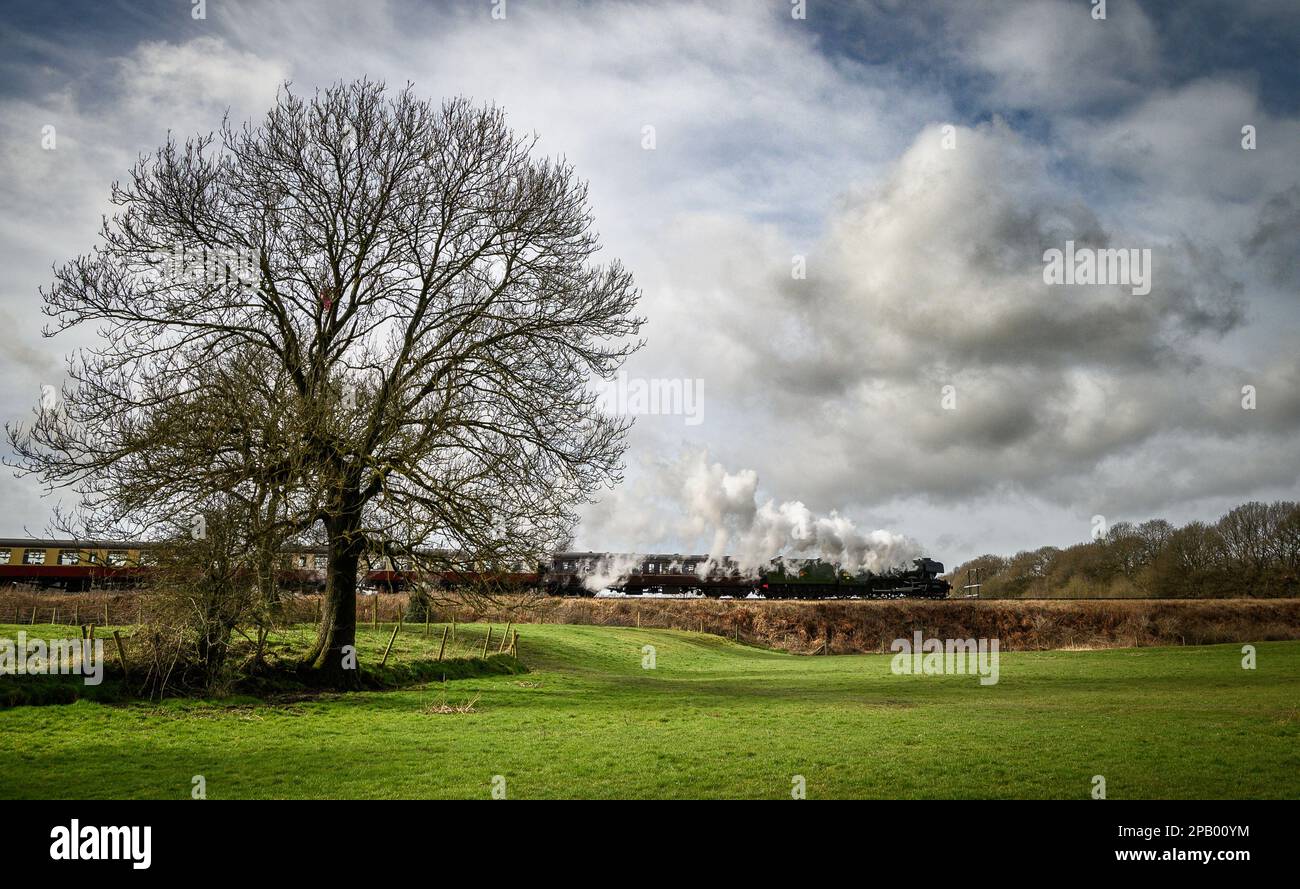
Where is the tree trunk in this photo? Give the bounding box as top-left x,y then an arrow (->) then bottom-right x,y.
304,509 -> 364,688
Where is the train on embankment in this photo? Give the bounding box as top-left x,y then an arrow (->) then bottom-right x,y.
542,553 -> 951,599
0,539 -> 951,600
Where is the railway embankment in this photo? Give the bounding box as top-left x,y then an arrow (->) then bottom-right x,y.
427,596 -> 1300,654
6,589 -> 1297,655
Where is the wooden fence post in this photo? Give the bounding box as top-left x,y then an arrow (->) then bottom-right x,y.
481,627 -> 492,658
511,630 -> 519,658
372,596 -> 378,629
52,607 -> 59,625
451,618 -> 456,643
498,622 -> 512,653
112,630 -> 129,680
29,608 -> 36,625
437,625 -> 448,661
379,623 -> 401,667
104,603 -> 110,627
73,605 -> 79,625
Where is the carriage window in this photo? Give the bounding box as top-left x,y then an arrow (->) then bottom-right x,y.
59,550 -> 80,565
298,555 -> 309,568
314,554 -> 327,570
106,551 -> 128,566
23,550 -> 46,565
0,549 -> 9,564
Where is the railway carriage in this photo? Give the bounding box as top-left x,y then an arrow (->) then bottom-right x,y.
0,539 -> 150,591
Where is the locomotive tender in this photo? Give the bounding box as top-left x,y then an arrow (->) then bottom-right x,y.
0,538 -> 950,600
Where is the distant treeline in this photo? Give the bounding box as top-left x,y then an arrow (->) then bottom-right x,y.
952,501 -> 1300,598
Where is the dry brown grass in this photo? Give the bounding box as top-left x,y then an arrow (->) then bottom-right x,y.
6,587 -> 1297,653
0,588 -> 412,628
430,595 -> 1300,653
422,693 -> 481,714
0,588 -> 138,625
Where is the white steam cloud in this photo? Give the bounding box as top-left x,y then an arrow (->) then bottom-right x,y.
576,450 -> 922,587
678,452 -> 920,574
579,553 -> 646,592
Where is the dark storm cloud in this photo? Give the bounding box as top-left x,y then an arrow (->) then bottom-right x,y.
1244,187 -> 1300,287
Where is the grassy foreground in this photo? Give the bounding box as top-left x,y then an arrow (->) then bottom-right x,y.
0,621 -> 1296,799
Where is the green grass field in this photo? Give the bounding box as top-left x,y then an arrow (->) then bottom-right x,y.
1,622 -> 1297,799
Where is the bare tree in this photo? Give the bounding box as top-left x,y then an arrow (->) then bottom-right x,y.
7,80 -> 643,686
1217,502 -> 1271,581
135,502 -> 270,696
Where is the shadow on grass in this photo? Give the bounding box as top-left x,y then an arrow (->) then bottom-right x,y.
0,654 -> 527,708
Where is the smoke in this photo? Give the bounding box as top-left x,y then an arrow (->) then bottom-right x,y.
678,451 -> 920,574
579,553 -> 645,592
575,449 -> 922,587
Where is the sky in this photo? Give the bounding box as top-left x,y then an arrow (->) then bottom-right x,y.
1,0 -> 1297,569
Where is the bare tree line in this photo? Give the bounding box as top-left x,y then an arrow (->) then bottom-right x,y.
954,501 -> 1300,598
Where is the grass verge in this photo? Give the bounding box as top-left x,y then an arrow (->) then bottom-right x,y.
0,622 -> 1296,799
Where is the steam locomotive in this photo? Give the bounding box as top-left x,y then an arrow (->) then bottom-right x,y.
543,553 -> 951,599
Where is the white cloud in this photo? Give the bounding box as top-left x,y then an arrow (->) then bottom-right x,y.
1,0 -> 1297,568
